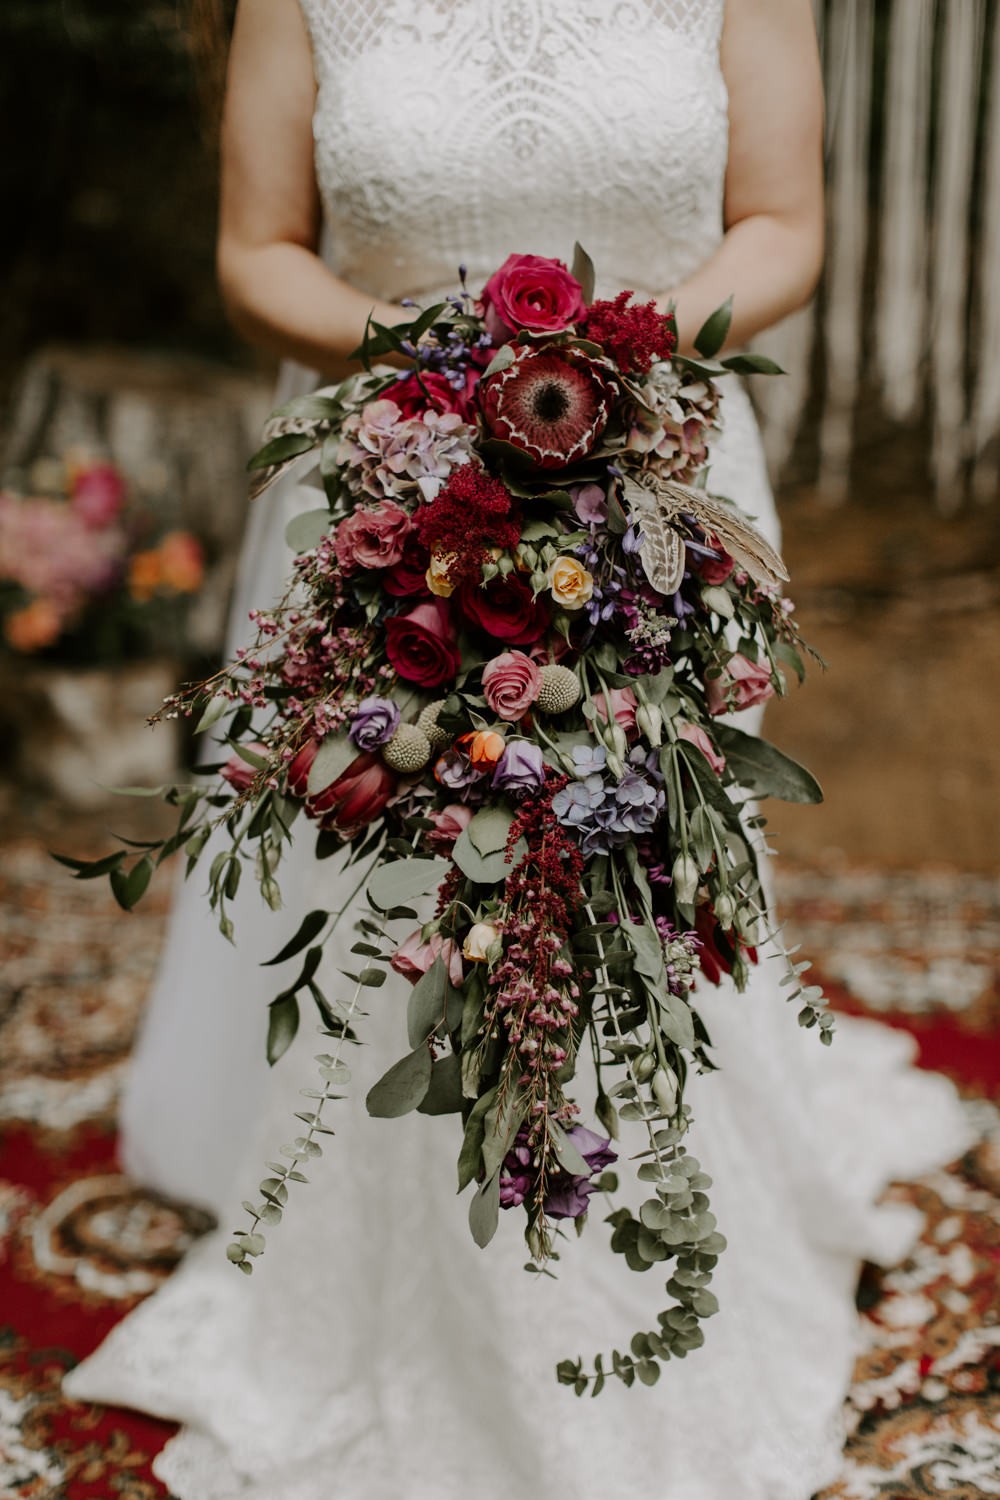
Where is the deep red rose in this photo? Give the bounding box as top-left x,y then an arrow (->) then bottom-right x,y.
458,574 -> 550,646
307,751 -> 397,838
383,532 -> 431,597
479,345 -> 616,470
695,532 -> 736,585
384,598 -> 461,687
481,254 -> 586,342
389,369 -> 477,421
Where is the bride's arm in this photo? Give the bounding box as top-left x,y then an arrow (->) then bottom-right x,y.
216,0 -> 402,376
663,0 -> 825,353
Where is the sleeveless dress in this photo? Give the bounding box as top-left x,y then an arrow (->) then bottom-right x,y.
64,4 -> 973,1497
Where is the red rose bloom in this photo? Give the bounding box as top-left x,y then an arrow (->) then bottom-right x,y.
385,598 -> 461,687
479,345 -> 616,470
458,574 -> 550,646
480,253 -> 586,343
694,532 -> 735,586
308,751 -> 397,838
389,369 -> 476,421
383,533 -> 431,597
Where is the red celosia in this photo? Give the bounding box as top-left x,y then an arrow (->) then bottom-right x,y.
582,291 -> 677,375
414,464 -> 521,584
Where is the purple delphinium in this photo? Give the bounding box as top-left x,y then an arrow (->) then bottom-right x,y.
492,739 -> 546,792
348,695 -> 400,751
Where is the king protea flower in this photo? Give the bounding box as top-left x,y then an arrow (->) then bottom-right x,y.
479,346 -> 616,469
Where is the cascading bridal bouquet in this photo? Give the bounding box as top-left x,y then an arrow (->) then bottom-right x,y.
63,247 -> 831,1394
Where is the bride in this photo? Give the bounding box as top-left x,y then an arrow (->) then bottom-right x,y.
66,3 -> 973,1497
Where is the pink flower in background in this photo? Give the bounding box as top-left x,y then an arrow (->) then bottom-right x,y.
677,723 -> 726,774
0,494 -> 125,609
70,463 -> 127,528
481,254 -> 586,342
706,654 -> 775,716
390,930 -> 464,986
481,650 -> 542,721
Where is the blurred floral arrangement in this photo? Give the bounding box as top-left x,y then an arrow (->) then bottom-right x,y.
0,454 -> 205,664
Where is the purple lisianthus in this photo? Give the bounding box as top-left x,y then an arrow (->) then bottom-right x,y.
349,695 -> 400,751
546,1125 -> 617,1220
433,747 -> 486,799
492,739 -> 546,792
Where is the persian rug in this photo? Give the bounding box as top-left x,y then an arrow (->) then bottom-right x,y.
0,837 -> 997,1499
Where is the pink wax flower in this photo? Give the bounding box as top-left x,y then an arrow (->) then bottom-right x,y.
481,650 -> 542,722
706,654 -> 775,717
677,723 -> 726,774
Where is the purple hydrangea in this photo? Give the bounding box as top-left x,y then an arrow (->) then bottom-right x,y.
551,744 -> 666,856
348,695 -> 401,751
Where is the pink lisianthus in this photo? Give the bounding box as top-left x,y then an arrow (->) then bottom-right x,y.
333,500 -> 413,573
592,686 -> 639,736
480,253 -> 586,343
481,650 -> 542,722
70,462 -> 127,528
391,930 -> 464,987
706,654 -> 775,717
425,803 -> 473,852
677,723 -> 726,774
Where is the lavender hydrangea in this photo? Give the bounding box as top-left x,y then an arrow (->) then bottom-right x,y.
337,398 -> 474,504
551,745 -> 666,856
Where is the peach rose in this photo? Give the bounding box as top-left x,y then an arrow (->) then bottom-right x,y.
547,555 -> 594,611
706,654 -> 775,717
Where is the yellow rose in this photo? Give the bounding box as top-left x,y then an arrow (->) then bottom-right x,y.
547,555 -> 594,611
426,547 -> 457,598
463,921 -> 501,962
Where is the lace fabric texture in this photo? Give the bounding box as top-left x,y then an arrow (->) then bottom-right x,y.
64,3 -> 976,1496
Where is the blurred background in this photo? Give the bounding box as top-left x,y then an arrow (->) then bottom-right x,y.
1,4 -> 999,1496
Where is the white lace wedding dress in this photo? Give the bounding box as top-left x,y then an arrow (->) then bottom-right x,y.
65,3 -> 973,1497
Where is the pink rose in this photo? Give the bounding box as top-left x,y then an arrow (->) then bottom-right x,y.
71,463 -> 126,528
221,742 -> 267,791
481,650 -> 542,722
592,686 -> 639,736
677,723 -> 726,774
385,598 -> 461,687
480,253 -> 586,343
391,930 -> 464,987
706,655 -> 775,717
426,804 -> 474,852
333,500 -> 412,573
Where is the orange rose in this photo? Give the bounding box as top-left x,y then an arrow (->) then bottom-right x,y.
128,550 -> 162,602
158,531 -> 205,594
458,729 -> 506,768
4,598 -> 64,652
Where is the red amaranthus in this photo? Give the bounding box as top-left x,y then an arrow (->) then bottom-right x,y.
582,291 -> 677,374
414,464 -> 521,583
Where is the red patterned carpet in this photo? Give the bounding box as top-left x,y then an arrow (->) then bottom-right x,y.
0,836 -> 998,1499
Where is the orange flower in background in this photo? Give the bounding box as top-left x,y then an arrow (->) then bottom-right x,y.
459,729 -> 507,768
128,550 -> 163,603
158,531 -> 205,594
4,598 -> 64,653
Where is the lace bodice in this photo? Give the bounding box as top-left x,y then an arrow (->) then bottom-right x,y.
298,0 -> 729,303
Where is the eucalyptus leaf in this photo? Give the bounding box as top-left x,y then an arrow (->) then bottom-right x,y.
306,735 -> 356,796
406,957 -> 449,1048
466,805 -> 515,858
720,352 -> 785,377
468,1173 -> 501,1248
367,857 -> 451,912
457,1086 -> 497,1191
571,241 -> 597,305
452,828 -> 525,884
712,726 -> 823,804
365,1045 -> 432,1117
248,432 -> 316,471
267,994 -> 300,1066
417,1052 -> 464,1115
285,508 -> 332,554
